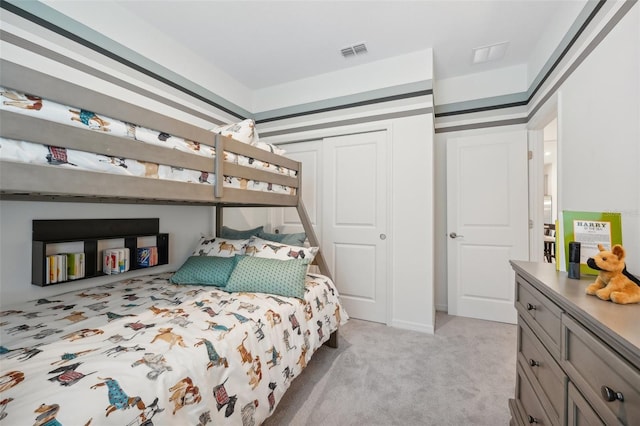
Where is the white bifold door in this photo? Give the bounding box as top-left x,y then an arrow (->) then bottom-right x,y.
322,131 -> 388,323
273,131 -> 389,323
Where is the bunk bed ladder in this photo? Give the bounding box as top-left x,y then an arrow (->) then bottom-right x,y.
296,201 -> 332,281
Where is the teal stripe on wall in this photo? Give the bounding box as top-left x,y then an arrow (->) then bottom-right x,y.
254,81 -> 433,123
0,0 -> 617,127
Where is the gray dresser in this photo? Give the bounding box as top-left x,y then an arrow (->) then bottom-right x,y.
509,261 -> 640,425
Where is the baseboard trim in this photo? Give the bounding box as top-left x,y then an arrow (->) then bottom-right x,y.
390,319 -> 435,334
435,304 -> 448,312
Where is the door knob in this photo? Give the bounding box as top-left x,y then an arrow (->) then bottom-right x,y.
379,234 -> 387,240
449,232 -> 464,239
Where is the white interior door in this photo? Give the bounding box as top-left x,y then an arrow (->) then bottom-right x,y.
323,131 -> 388,323
447,130 -> 529,324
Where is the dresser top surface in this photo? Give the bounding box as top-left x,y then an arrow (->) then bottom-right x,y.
511,260 -> 640,367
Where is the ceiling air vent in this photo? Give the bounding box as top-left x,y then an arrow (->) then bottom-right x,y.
472,41 -> 509,64
341,47 -> 356,57
341,42 -> 368,58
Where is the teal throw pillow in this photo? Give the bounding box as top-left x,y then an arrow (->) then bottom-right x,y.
225,256 -> 309,299
220,225 -> 264,239
170,256 -> 239,287
257,231 -> 307,246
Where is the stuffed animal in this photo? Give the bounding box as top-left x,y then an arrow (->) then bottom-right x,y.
585,244 -> 640,304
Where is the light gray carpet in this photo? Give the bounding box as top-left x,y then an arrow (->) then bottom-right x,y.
264,312 -> 517,426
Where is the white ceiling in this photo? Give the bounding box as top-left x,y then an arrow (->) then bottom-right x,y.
112,0 -> 587,90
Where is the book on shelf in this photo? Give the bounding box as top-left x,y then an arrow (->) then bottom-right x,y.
137,246 -> 158,267
47,255 -> 56,284
46,252 -> 85,283
103,248 -> 130,275
67,252 -> 85,280
56,254 -> 66,282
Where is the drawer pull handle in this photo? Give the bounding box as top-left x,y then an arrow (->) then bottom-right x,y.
528,359 -> 540,367
527,415 -> 539,424
601,385 -> 624,402
526,303 -> 536,311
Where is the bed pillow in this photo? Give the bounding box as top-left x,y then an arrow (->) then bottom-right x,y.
257,230 -> 307,246
254,141 -> 286,155
210,119 -> 259,145
191,236 -> 248,257
170,255 -> 238,287
220,225 -> 264,240
225,256 -> 309,299
246,236 -> 318,262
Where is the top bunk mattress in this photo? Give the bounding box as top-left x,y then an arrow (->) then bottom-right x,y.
0,83 -> 300,206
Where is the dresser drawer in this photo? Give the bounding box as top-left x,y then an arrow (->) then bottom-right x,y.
518,317 -> 566,424
514,365 -> 554,426
567,382 -> 605,426
516,275 -> 563,359
562,314 -> 640,425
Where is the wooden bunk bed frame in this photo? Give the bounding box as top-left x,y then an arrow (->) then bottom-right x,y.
0,60 -> 331,281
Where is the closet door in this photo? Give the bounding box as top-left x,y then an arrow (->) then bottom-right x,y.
323,131 -> 388,323
270,140 -> 322,237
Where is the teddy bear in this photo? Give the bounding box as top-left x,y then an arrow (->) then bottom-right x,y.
585,244 -> 640,304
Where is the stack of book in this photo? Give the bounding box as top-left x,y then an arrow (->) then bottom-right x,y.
46,252 -> 85,284
137,246 -> 158,267
103,248 -> 130,275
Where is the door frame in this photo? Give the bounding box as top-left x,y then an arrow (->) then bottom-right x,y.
527,92 -> 560,265
264,121 -> 394,326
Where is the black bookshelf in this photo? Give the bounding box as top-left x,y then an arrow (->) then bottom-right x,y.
32,218 -> 169,286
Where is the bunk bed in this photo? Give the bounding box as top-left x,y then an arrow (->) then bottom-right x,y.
0,61 -> 344,425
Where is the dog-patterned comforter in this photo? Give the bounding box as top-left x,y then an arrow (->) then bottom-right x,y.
0,272 -> 346,425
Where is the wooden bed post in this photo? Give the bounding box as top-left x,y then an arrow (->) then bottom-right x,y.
326,331 -> 339,349
215,205 -> 223,237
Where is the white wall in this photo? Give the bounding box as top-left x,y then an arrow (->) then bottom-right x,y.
253,50 -> 433,113
0,201 -> 213,307
556,4 -> 640,270
222,207 -> 269,231
391,114 -> 435,332
434,64 -> 528,105
433,132 -> 448,312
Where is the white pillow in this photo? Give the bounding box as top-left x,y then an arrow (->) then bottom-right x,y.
192,237 -> 248,258
210,119 -> 259,145
245,236 -> 318,262
254,141 -> 286,155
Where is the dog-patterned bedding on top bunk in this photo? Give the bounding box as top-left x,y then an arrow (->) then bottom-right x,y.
0,87 -> 295,196
0,234 -> 346,425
